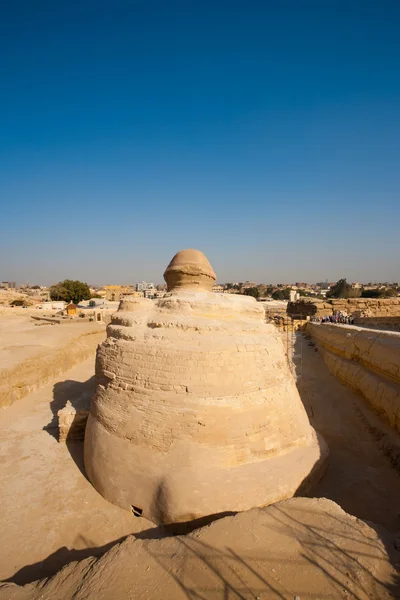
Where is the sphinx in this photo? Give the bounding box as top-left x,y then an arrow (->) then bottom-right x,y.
84,249 -> 327,524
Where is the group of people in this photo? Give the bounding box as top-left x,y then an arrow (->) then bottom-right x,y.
310,313 -> 355,325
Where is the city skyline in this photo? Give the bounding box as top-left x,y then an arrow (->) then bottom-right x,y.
2,275 -> 398,289
1,1 -> 399,284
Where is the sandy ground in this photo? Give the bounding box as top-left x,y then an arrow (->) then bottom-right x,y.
2,497 -> 399,600
0,331 -> 399,587
0,312 -> 102,370
0,357 -> 155,583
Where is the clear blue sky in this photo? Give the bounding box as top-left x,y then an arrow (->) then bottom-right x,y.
1,0 -> 399,285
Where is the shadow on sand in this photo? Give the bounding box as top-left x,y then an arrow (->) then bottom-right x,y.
5,534 -> 128,586
42,377 -> 96,478
43,377 -> 96,440
6,502 -> 400,596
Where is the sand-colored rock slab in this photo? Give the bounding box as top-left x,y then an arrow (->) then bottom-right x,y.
288,297 -> 400,320
57,400 -> 89,442
0,314 -> 105,407
85,250 -> 327,524
1,497 -> 398,600
308,323 -> 400,435
164,247 -> 216,291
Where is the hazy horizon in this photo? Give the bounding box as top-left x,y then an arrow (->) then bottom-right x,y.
3,264 -> 399,290
1,1 -> 399,285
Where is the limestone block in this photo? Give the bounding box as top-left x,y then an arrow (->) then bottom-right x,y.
289,298 -> 400,320
0,328 -> 105,408
85,250 -> 327,525
308,323 -> 400,434
58,401 -> 89,442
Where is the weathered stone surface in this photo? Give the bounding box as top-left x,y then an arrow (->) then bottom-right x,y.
1,497 -> 397,600
58,400 -> 89,442
287,298 -> 332,317
0,326 -> 105,408
354,316 -> 400,331
308,323 -> 400,434
164,247 -> 216,291
288,298 -> 400,321
331,298 -> 400,318
84,249 -> 327,525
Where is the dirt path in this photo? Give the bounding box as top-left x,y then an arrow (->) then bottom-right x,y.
293,332 -> 400,531
0,357 -> 154,583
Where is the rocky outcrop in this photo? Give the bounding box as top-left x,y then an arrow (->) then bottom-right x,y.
0,328 -> 105,408
308,323 -> 400,434
84,249 -> 327,525
58,400 -> 90,442
355,316 -> 400,331
1,497 -> 397,600
288,298 -> 400,321
287,298 -> 332,317
330,297 -> 400,318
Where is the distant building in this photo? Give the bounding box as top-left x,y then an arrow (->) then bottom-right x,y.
37,301 -> 66,311
104,285 -> 122,301
104,285 -> 137,301
212,285 -> 224,293
1,281 -> 16,289
136,281 -> 155,292
95,289 -> 107,298
241,281 -> 257,290
66,302 -> 78,317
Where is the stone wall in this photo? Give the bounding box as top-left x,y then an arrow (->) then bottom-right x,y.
354,317 -> 400,332
330,298 -> 400,318
287,299 -> 332,317
307,323 -> 400,435
288,298 -> 400,323
0,328 -> 105,408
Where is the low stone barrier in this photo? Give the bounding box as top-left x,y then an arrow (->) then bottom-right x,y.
307,323 -> 400,435
288,298 -> 400,322
0,328 -> 105,408
354,316 -> 400,332
330,298 -> 400,317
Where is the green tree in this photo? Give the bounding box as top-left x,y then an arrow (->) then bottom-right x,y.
50,280 -> 91,304
272,288 -> 291,300
326,279 -> 362,299
361,288 -> 381,298
243,287 -> 260,299
265,285 -> 274,297
383,287 -> 398,298
362,286 -> 398,298
298,289 -> 313,297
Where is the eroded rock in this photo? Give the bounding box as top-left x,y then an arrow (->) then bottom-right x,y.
84,249 -> 328,525
1,498 -> 397,600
